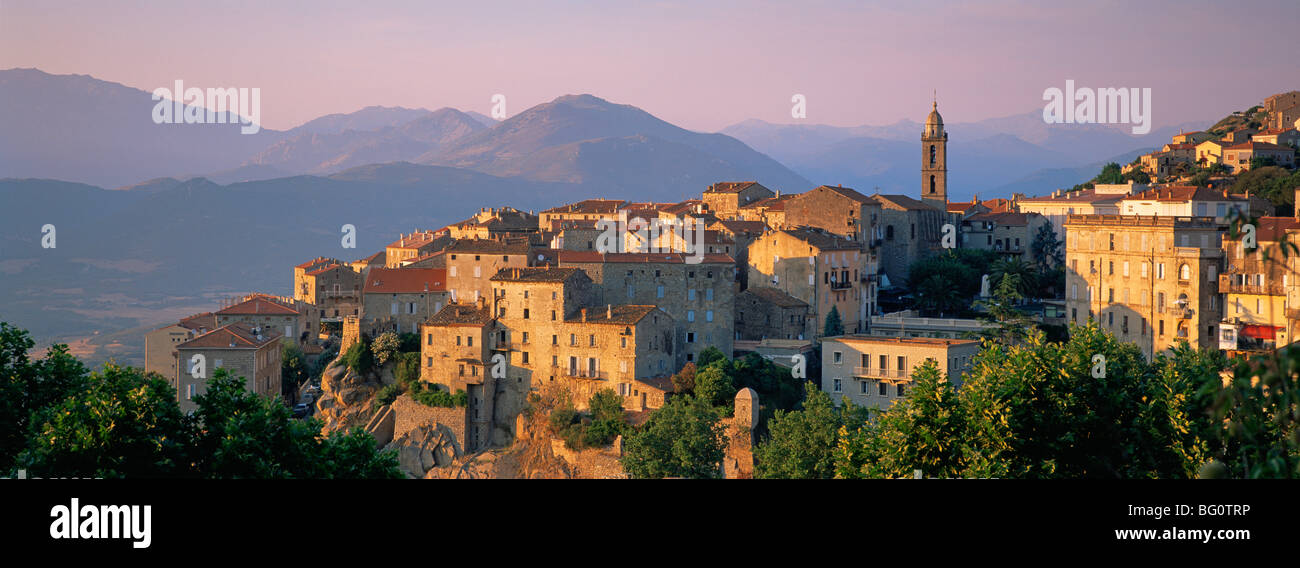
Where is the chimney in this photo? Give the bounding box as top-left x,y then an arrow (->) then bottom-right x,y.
581,308 -> 587,322
607,304 -> 612,319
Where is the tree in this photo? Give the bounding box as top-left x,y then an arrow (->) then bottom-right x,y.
1209,346 -> 1300,478
1030,221 -> 1064,270
281,341 -> 309,399
696,346 -> 727,368
694,361 -> 737,409
190,368 -> 401,478
839,360 -> 969,479
822,305 -> 844,337
976,274 -> 1035,346
622,395 -> 727,479
754,384 -> 851,479
583,388 -> 628,447
989,256 -> 1038,299
0,322 -> 87,471
914,273 -> 965,317
669,362 -> 697,394
1094,162 -> 1124,185
20,364 -> 191,478
342,335 -> 374,374
371,331 -> 401,365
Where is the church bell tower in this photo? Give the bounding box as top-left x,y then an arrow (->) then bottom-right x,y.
921,99 -> 948,210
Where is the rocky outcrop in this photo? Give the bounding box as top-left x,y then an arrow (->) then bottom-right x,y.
384,422 -> 462,478
315,360 -> 379,433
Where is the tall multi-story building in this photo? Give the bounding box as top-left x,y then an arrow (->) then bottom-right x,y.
361,267 -> 449,334
702,182 -> 775,220
558,251 -> 736,365
444,239 -> 535,304
746,227 -> 873,338
417,303 -> 497,450
1015,183 -> 1135,243
293,257 -> 362,328
1064,215 -> 1224,360
385,230 -> 452,267
214,295 -> 306,345
820,335 -> 979,411
175,322 -> 283,413
782,184 -> 883,246
870,194 -> 944,289
1219,216 -> 1300,353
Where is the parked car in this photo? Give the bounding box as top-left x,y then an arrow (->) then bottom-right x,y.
292,403 -> 311,418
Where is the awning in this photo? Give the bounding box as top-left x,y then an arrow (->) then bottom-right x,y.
1240,324 -> 1282,340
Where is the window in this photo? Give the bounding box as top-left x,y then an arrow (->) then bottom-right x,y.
467,336 -> 473,347
861,381 -> 869,394
522,352 -> 529,364
706,288 -> 714,301
456,336 -> 462,346
1179,264 -> 1191,280
706,310 -> 714,322
687,332 -> 695,343
833,379 -> 842,393
687,310 -> 695,322
589,334 -> 596,347
878,382 -> 887,396
833,351 -> 843,364
657,286 -> 665,298
688,289 -> 696,300
897,384 -> 905,397
552,335 -> 558,346
521,332 -> 529,344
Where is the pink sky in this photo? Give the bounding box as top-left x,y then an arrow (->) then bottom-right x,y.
3,0 -> 1296,132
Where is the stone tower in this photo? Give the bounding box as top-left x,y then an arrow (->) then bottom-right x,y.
921,100 -> 948,210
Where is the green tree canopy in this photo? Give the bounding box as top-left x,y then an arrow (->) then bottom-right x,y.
622,395 -> 727,479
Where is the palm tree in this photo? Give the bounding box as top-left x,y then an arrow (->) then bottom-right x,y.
915,273 -> 964,317
990,257 -> 1038,300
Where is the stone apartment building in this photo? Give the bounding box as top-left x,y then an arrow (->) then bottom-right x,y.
538,199 -> 628,227
783,184 -> 884,246
214,295 -> 306,345
558,251 -> 736,365
746,227 -> 874,339
293,257 -> 363,325
1251,128 -> 1300,148
1116,185 -> 1257,223
175,322 -> 283,413
143,312 -> 217,386
351,251 -> 386,278
444,239 -> 536,304
870,194 -> 944,290
489,267 -> 676,410
738,193 -> 795,228
960,211 -> 1047,260
446,206 -> 540,241
709,219 -> 768,288
361,267 -> 449,335
820,335 -> 979,411
1064,214 -> 1224,360
1220,141 -> 1295,173
417,303 -> 497,450
1263,91 -> 1300,131
735,287 -> 809,340
1015,183 -> 1134,242
1219,216 -> 1300,353
385,230 -> 453,267
702,181 -> 776,220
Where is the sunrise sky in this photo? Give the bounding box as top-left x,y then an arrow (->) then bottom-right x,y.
3,0 -> 1297,131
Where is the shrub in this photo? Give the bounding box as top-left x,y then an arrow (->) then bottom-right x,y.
397,332 -> 420,353
342,338 -> 373,374
372,383 -> 401,411
409,383 -> 467,408
371,332 -> 401,365
393,352 -> 421,389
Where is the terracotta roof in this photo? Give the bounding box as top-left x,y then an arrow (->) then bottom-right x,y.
177,322 -> 280,350
426,304 -> 492,327
969,211 -> 1030,226
661,199 -> 706,216
704,181 -> 760,194
363,267 -> 446,294
386,230 -> 447,250
982,198 -> 1014,213
490,266 -> 585,283
1122,185 -> 1244,203
568,305 -> 662,325
541,199 -> 628,215
775,227 -> 860,251
1254,128 -> 1295,136
1224,141 -> 1291,151
216,296 -> 300,316
829,334 -> 980,347
557,251 -> 736,264
355,251 -> 386,265
808,184 -> 877,204
740,287 -> 808,309
871,194 -> 941,211
740,194 -> 796,211
1234,216 -> 1300,242
296,256 -> 338,270
447,239 -> 533,255
305,263 -> 348,277
178,312 -> 218,331
711,220 -> 768,235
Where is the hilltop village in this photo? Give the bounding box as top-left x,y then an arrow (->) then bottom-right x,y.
143,92 -> 1300,478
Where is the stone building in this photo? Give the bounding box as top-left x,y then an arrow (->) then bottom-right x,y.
418,303 -> 497,450
385,230 -> 453,268
143,312 -> 217,386
735,287 -> 809,340
293,258 -> 362,328
783,184 -> 884,246
709,219 -> 768,288
1064,214 -> 1224,360
1263,91 -> 1300,131
558,251 -> 736,366
1116,185 -> 1259,223
1015,183 -> 1134,242
746,227 -> 873,339
446,206 -> 540,241
351,251 -> 386,278
1251,128 -> 1300,148
175,322 -> 283,413
538,199 -> 628,227
361,267 -> 449,335
1220,141 -> 1296,173
738,193 -> 795,228
444,239 -> 535,304
1219,216 -> 1300,353
702,181 -> 776,220
820,335 -> 979,411
866,194 -> 943,291
214,295 -> 306,345
959,211 -> 1048,260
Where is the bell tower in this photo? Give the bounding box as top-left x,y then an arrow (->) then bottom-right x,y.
921,99 -> 948,210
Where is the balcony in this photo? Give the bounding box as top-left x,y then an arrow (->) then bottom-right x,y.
1218,274 -> 1284,296
829,280 -> 853,290
1168,306 -> 1194,319
554,366 -> 607,380
852,367 -> 910,380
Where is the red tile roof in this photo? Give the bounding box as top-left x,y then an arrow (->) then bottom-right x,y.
704,181 -> 760,194
557,251 -> 736,264
363,267 -> 447,294
216,296 -> 300,316
177,322 -> 281,350
1224,141 -> 1291,151
541,199 -> 628,215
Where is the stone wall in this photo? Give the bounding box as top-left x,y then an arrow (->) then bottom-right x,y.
391,394 -> 468,453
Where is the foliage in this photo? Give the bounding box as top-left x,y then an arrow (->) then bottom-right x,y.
696,346 -> 727,368
622,395 -> 727,479
670,362 -> 697,394
372,383 -> 402,410
989,257 -> 1038,299
393,352 -> 421,390
754,383 -> 861,479
409,383 -> 467,408
397,332 -> 421,353
976,274 -> 1035,346
693,361 -> 738,410
906,249 -> 995,316
1229,166 -> 1300,214
822,305 -> 844,337
0,322 -> 88,471
281,341 -> 309,398
1210,347 -> 1300,478
1029,220 -> 1064,270
371,331 -> 401,365
342,335 -> 374,374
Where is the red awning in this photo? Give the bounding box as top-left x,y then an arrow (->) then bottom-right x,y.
1240,324 -> 1282,339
